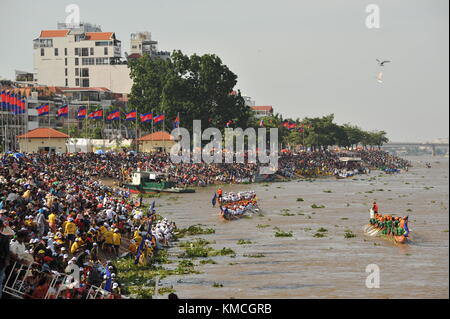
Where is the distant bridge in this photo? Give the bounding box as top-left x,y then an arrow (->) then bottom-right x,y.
382,142 -> 449,156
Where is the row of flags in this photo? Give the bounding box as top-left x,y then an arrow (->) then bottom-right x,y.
282,121 -> 313,132
258,118 -> 313,132
75,108 -> 175,125
0,90 -> 26,114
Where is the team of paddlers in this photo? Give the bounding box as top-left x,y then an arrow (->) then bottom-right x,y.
367,201 -> 410,243
213,189 -> 258,220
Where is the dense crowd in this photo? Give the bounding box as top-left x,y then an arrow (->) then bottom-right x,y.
0,149 -> 410,298
84,149 -> 410,185
0,153 -> 175,299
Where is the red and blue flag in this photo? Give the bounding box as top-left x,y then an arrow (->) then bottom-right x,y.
140,112 -> 153,123
36,103 -> 49,116
77,107 -> 87,119
88,109 -> 103,119
107,110 -> 120,121
173,115 -> 180,128
57,105 -> 69,117
153,114 -> 165,124
125,111 -> 137,121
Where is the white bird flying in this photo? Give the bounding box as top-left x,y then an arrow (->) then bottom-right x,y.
376,59 -> 391,67
376,71 -> 383,83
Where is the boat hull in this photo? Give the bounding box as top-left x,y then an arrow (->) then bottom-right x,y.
364,224 -> 408,244
123,184 -> 195,194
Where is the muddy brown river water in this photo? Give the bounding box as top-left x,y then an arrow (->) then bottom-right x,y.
150,156 -> 449,299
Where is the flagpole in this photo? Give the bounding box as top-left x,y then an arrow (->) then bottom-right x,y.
0,91 -> 4,153
135,112 -> 139,153
151,109 -> 154,134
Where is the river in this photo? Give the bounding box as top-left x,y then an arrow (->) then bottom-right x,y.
151,155 -> 449,299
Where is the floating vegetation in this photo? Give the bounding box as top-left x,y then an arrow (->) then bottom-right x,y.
281,210 -> 296,216
212,282 -> 224,288
344,230 -> 356,238
303,227 -> 312,231
256,224 -> 271,229
406,209 -> 412,212
311,204 -> 325,209
209,247 -> 236,257
112,257 -> 200,298
200,259 -> 217,265
340,217 -> 349,220
296,198 -> 304,202
178,238 -> 214,248
243,253 -> 265,258
313,233 -> 326,238
176,225 -> 215,238
365,191 -> 374,194
323,190 -> 333,193
274,227 -> 293,237
237,239 -> 252,245
317,227 -> 328,233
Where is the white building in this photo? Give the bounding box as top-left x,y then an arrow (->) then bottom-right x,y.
33,23 -> 133,94
251,106 -> 274,118
129,32 -> 170,59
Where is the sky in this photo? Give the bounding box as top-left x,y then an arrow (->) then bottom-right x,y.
0,0 -> 448,142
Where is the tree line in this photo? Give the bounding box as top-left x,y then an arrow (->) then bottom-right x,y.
79,50 -> 389,149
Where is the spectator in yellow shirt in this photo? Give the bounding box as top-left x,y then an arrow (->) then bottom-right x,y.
112,229 -> 121,256
64,218 -> 77,248
48,212 -> 57,232
70,238 -> 82,254
102,228 -> 114,254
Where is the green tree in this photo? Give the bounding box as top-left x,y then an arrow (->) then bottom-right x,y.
128,51 -> 251,134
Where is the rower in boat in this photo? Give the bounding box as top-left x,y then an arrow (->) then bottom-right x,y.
366,207 -> 410,243
218,191 -> 258,220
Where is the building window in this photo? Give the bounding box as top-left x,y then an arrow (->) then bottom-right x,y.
65,58 -> 67,66
65,48 -> 68,56
65,68 -> 68,76
65,78 -> 68,87
75,68 -> 79,76
75,58 -> 79,66
41,48 -> 45,56
90,47 -> 94,55
104,47 -> 108,55
82,58 -> 95,65
95,57 -> 109,65
75,48 -> 79,56
95,41 -> 110,46
54,48 -> 59,56
81,68 -> 89,77
82,79 -> 90,87
132,45 -> 137,49
81,48 -> 89,56
75,78 -> 80,86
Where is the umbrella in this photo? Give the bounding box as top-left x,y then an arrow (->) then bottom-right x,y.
95,150 -> 105,155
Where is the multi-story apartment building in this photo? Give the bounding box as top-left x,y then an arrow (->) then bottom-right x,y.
33,23 -> 133,94
129,32 -> 170,59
